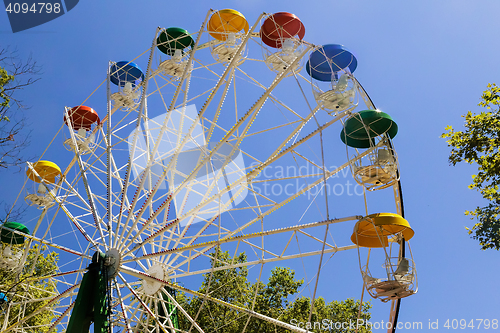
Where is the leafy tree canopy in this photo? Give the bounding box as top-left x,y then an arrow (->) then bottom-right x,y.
0,244 -> 59,332
442,83 -> 500,250
177,249 -> 371,332
0,67 -> 14,111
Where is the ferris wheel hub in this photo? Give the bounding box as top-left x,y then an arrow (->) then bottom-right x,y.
142,264 -> 165,295
104,248 -> 121,279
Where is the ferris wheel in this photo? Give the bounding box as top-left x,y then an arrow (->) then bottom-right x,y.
0,9 -> 417,333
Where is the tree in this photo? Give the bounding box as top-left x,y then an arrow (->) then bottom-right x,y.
0,48 -> 41,222
0,47 -> 40,171
442,83 -> 500,250
0,244 -> 59,332
177,249 -> 371,333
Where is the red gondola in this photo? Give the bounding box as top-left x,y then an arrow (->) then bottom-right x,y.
260,12 -> 305,49
64,105 -> 100,130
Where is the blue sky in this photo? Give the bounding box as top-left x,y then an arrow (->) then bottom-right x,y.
1,0 -> 500,331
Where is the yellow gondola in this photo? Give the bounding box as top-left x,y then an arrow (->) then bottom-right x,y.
207,9 -> 250,64
351,213 -> 414,247
26,160 -> 61,183
25,161 -> 61,208
352,213 -> 417,302
207,9 -> 249,41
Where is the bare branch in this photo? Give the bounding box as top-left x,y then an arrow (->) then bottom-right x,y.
0,46 -> 41,171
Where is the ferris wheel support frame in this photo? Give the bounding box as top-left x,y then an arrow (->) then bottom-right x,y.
121,110 -> 365,261
2,10 -> 415,331
119,44 -> 314,258
140,141 -> 385,279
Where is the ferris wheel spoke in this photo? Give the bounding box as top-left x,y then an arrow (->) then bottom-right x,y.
133,216 -> 359,264
4,283 -> 80,332
165,12 -> 210,113
106,71 -> 116,249
125,115 -> 351,257
166,244 -> 359,280
151,19 -> 291,216
205,68 -> 235,142
47,301 -> 75,333
186,144 -> 376,244
113,29 -> 162,251
121,265 -> 308,333
20,268 -> 89,288
157,285 -> 206,333
110,279 -> 134,333
114,284 -> 144,327
115,164 -> 156,249
48,195 -> 101,248
114,53 -> 202,250
235,67 -> 311,120
137,55 -> 253,239
167,220 -> 359,278
105,146 -> 138,249
191,113 -> 343,215
187,12 -> 265,119
122,48 -> 314,255
123,216 -> 360,279
117,273 -> 183,333
72,160 -> 108,250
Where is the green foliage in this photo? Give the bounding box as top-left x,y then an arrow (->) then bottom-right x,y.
283,297 -> 372,333
0,244 -> 59,332
178,250 -> 250,332
442,83 -> 500,250
0,66 -> 14,109
178,249 -> 371,332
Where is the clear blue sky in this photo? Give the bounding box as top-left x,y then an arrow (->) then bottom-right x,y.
1,0 -> 500,331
